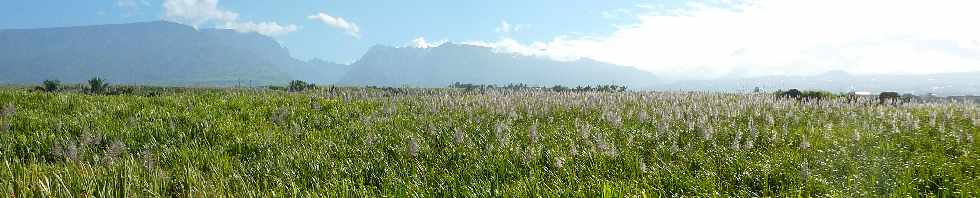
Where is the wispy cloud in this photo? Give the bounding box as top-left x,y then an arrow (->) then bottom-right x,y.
162,0 -> 238,27
116,0 -> 150,15
162,0 -> 298,36
307,12 -> 360,38
462,37 -> 580,61
221,21 -> 299,36
471,0 -> 980,80
495,20 -> 525,35
407,37 -> 448,48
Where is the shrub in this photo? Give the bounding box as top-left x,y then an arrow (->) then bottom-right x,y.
879,92 -> 900,105
901,93 -> 915,103
288,80 -> 314,92
777,89 -> 834,101
551,85 -> 569,92
106,86 -> 136,95
779,89 -> 802,99
801,90 -> 834,100
87,77 -> 109,94
41,80 -> 61,92
267,86 -> 287,91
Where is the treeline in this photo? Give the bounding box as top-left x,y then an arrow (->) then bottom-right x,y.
775,88 -> 915,105
31,77 -> 148,96
27,78 -> 921,106
449,82 -> 627,92
774,89 -> 836,101
31,79 -> 335,95
269,81 -> 630,93
266,80 -> 319,92
28,78 -> 247,97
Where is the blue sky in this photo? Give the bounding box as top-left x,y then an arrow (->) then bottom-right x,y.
3,0 -> 979,79
0,0 -> 668,63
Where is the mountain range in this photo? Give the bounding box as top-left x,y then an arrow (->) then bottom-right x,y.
339,44 -> 657,87
0,21 -> 347,86
0,21 -> 656,87
0,21 -> 976,95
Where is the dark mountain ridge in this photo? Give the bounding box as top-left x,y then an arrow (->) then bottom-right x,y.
1,21 -> 653,87
339,44 -> 659,87
0,21 -> 346,85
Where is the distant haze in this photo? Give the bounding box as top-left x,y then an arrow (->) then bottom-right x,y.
461,0 -> 980,80
0,20 -> 977,95
339,44 -> 658,87
3,0 -> 977,81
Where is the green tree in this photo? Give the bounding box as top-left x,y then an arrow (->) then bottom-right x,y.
87,77 -> 109,94
288,80 -> 309,92
42,80 -> 61,92
550,85 -> 569,92
879,92 -> 900,105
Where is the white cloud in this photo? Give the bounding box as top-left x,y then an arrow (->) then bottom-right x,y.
407,37 -> 448,48
307,12 -> 361,38
162,0 -> 238,27
472,0 -> 980,80
495,20 -> 525,34
162,0 -> 297,36
462,38 -> 580,61
221,21 -> 299,36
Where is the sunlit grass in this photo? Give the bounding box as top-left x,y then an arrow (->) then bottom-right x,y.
1,87 -> 978,196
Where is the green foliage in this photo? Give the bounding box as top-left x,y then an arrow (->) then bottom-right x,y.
778,89 -> 803,98
801,90 -> 834,100
551,85 -> 569,92
288,80 -> 315,92
901,93 -> 916,103
0,87 -> 978,196
573,85 -> 627,92
449,82 -> 627,92
778,89 -> 836,101
880,92 -> 901,105
267,85 -> 287,91
41,80 -> 61,92
87,77 -> 109,94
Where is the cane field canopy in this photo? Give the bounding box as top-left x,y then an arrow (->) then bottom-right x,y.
0,86 -> 978,196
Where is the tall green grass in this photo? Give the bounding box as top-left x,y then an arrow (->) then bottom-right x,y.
0,88 -> 977,197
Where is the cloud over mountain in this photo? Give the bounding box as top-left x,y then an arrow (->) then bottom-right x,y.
473,0 -> 980,80
162,0 -> 297,36
339,43 -> 658,87
308,12 -> 361,38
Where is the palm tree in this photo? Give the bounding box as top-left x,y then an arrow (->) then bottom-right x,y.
88,77 -> 109,94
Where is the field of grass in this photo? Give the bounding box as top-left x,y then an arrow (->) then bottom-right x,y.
1,87 -> 978,196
